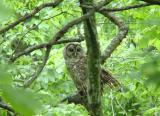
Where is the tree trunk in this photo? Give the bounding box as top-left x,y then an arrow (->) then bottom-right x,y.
79,0 -> 102,115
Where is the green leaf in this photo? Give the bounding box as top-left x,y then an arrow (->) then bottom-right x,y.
0,64 -> 41,116
2,87 -> 41,116
0,0 -> 14,21
144,107 -> 160,115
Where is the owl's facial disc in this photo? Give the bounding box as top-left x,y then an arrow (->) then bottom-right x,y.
66,43 -> 82,58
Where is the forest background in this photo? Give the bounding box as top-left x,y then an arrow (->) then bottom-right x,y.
0,0 -> 160,115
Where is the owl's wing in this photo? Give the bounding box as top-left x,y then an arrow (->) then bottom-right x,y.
100,69 -> 121,89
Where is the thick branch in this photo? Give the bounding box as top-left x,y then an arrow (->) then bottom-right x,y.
99,11 -> 129,64
10,43 -> 48,62
0,102 -> 15,113
23,46 -> 51,88
79,0 -> 113,115
0,0 -> 63,34
10,38 -> 84,62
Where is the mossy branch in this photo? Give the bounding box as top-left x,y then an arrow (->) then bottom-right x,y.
79,0 -> 112,115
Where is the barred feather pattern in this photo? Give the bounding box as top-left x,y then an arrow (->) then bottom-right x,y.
63,43 -> 121,95
100,69 -> 121,91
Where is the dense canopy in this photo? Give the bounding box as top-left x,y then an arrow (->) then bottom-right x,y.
0,0 -> 160,115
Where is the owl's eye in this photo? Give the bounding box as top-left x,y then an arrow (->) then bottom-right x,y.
68,47 -> 74,52
76,46 -> 81,52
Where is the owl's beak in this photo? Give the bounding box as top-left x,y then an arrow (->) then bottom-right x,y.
74,52 -> 77,56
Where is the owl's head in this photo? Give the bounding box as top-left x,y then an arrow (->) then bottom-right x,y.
63,42 -> 84,60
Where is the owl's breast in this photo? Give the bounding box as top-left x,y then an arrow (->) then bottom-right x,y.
65,57 -> 87,90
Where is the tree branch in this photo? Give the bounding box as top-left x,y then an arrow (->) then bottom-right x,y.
99,11 -> 129,64
100,3 -> 153,12
20,11 -> 67,39
10,38 -> 84,62
79,0 -> 113,115
0,102 -> 15,113
10,43 -> 48,62
0,0 -> 63,34
81,3 -> 154,12
23,46 -> 51,88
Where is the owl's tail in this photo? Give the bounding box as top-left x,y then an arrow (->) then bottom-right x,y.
100,69 -> 121,89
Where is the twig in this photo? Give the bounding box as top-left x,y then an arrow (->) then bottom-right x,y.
99,11 -> 129,64
109,90 -> 115,116
100,3 -> 153,12
81,3 -> 154,12
0,0 -> 63,34
21,11 -> 67,39
109,56 -> 145,60
0,39 -> 5,46
115,97 -> 128,116
23,46 -> 51,88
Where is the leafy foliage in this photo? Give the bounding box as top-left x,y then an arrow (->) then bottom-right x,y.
0,0 -> 160,115
0,65 -> 41,116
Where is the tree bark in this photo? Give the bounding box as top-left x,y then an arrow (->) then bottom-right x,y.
79,0 -> 102,115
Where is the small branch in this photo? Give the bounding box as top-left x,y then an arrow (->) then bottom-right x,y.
110,56 -> 144,60
109,90 -> 115,116
23,46 -> 51,88
0,0 -> 63,34
21,11 -> 67,39
99,11 -> 129,64
100,3 -> 153,12
81,3 -> 153,12
10,43 -> 48,62
10,38 -> 84,62
114,97 -> 128,116
0,102 -> 15,113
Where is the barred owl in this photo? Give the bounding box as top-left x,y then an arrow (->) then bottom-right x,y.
63,42 -> 120,95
